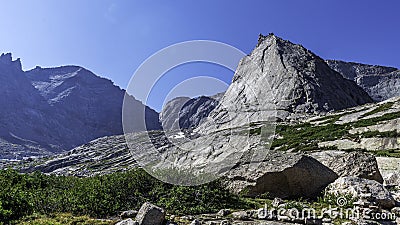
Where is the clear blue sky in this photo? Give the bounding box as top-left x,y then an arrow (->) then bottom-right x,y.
1,0 -> 399,111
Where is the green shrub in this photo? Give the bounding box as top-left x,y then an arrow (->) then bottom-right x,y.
0,169 -> 249,223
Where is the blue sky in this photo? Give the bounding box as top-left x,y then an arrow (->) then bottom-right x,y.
1,0 -> 399,111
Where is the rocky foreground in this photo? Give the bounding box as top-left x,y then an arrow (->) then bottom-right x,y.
14,97 -> 400,224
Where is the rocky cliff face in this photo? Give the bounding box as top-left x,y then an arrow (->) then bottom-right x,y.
0,53 -> 161,159
326,60 -> 400,102
25,66 -> 161,145
0,53 -> 65,159
159,93 -> 223,131
196,34 -> 373,132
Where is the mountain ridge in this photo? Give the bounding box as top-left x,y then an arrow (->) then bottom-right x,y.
326,59 -> 400,101
0,53 -> 161,159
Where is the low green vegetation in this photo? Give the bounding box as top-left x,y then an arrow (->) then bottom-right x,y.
362,102 -> 395,117
12,213 -> 114,225
271,122 -> 351,151
271,109 -> 400,152
374,149 -> 400,157
351,111 -> 400,128
0,169 -> 368,225
358,130 -> 399,138
0,169 -> 251,224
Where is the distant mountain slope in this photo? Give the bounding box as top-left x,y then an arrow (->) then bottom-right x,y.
326,60 -> 400,102
0,53 -> 161,159
25,65 -> 161,143
0,53 -> 66,159
16,97 -> 400,177
159,93 -> 223,131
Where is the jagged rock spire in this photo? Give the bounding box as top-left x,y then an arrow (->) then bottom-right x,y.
0,53 -> 22,71
201,34 -> 373,128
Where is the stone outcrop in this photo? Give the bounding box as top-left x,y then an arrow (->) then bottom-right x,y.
116,218 -> 138,225
326,60 -> 400,102
310,151 -> 384,183
326,176 -> 396,209
376,157 -> 400,187
160,93 -> 223,131
226,152 -> 338,199
199,34 -> 372,131
19,135 -> 134,176
135,202 -> 165,225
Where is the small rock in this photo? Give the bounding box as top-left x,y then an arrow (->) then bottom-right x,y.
231,211 -> 249,220
182,215 -> 194,221
341,222 -> 352,225
247,210 -> 259,219
217,209 -> 231,217
322,218 -> 332,223
383,172 -> 400,187
355,220 -> 382,225
368,205 -> 380,212
220,220 -> 230,225
391,207 -> 400,216
115,218 -> 139,225
277,203 -> 287,209
135,202 -> 166,225
190,219 -> 201,225
120,210 -> 138,219
206,222 -> 219,225
272,197 -> 284,207
305,218 -> 323,225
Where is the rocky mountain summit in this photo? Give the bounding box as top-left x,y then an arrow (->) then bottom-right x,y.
327,60 -> 400,102
162,36 -> 400,132
160,34 -> 375,133
202,34 -> 372,127
0,53 -> 160,160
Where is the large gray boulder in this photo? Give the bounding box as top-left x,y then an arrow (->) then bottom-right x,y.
135,202 -> 166,225
310,151 -> 384,183
226,152 -> 338,199
376,157 -> 400,187
326,60 -> 400,102
326,176 -> 395,209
